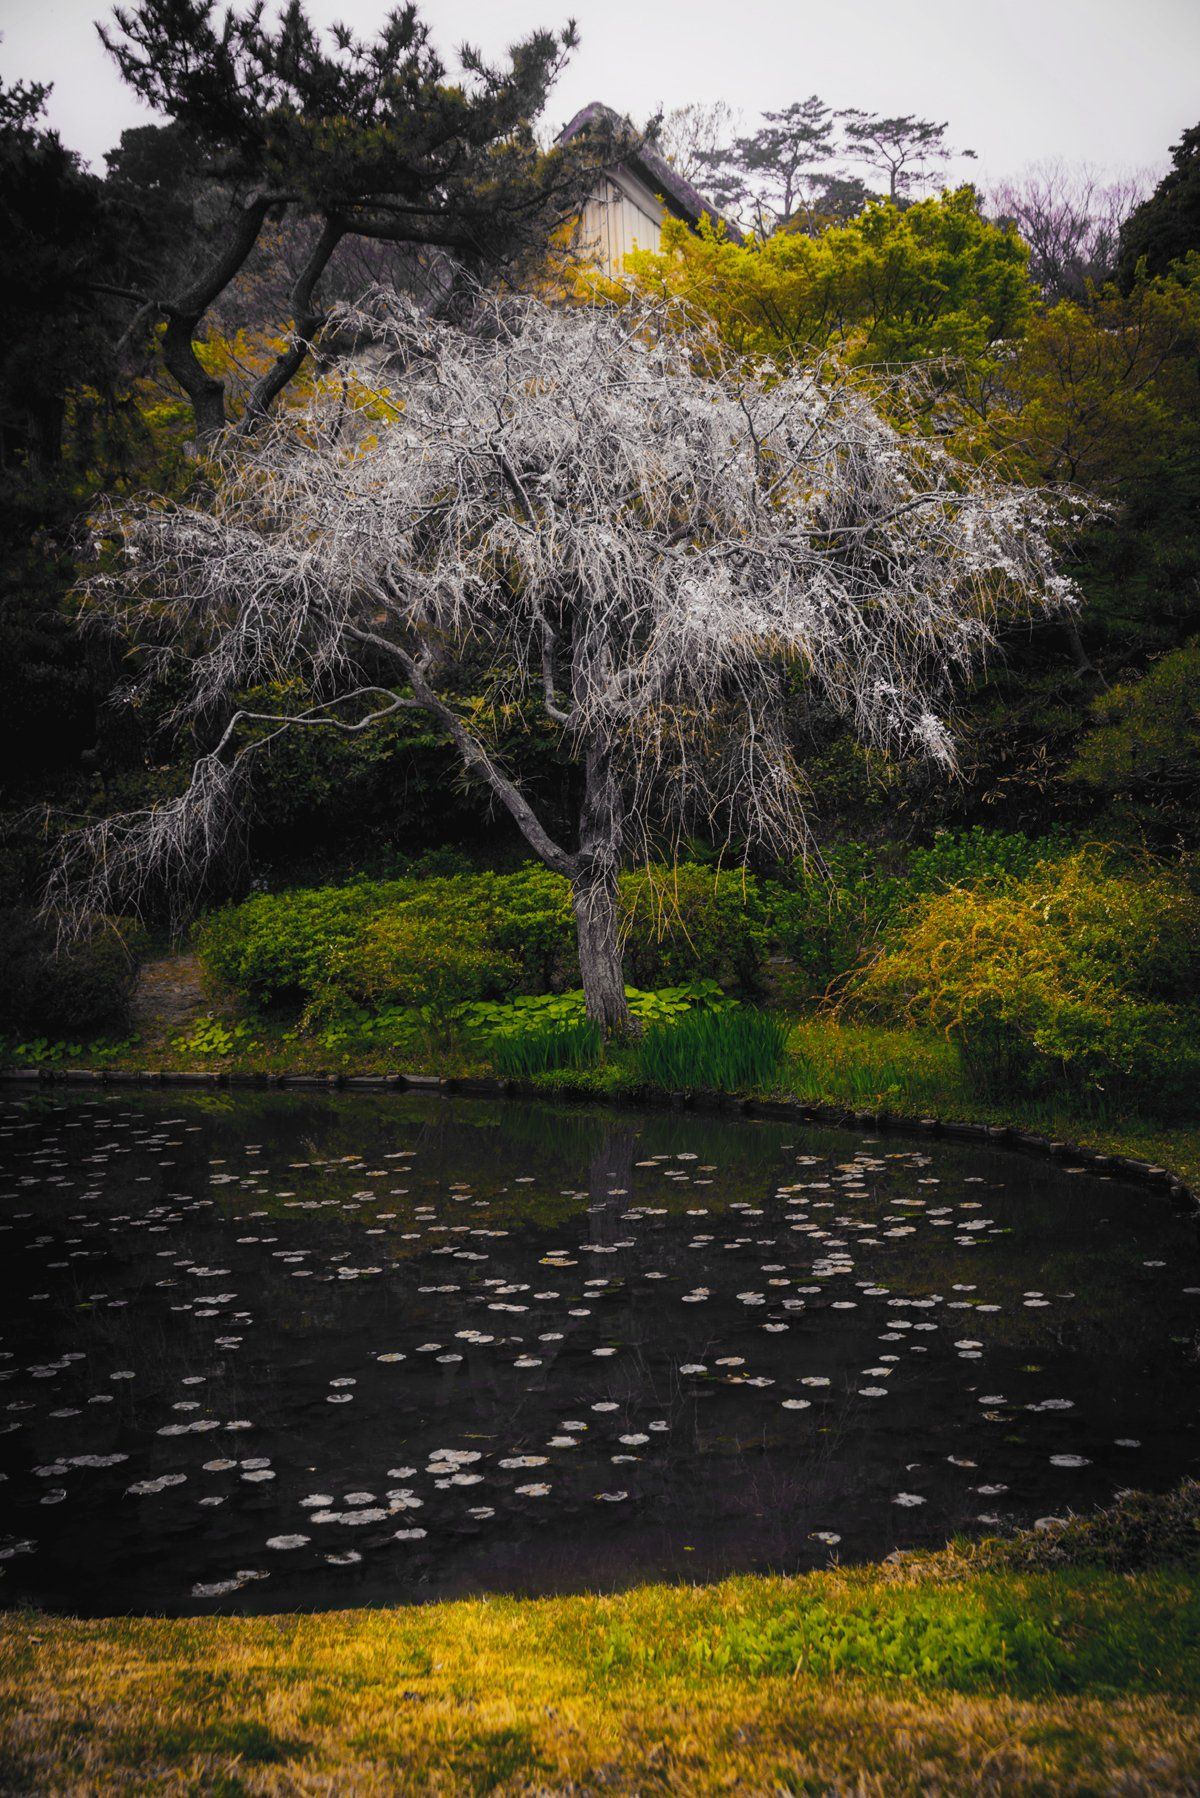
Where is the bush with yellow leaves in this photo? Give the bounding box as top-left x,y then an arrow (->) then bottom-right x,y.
852,850 -> 1200,1108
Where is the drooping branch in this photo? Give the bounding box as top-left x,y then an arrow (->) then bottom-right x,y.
44,686 -> 422,937
345,622 -> 579,878
53,291 -> 1084,995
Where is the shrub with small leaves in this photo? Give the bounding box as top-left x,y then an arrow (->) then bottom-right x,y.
333,910 -> 520,1022
853,848 -> 1200,1106
619,863 -> 767,989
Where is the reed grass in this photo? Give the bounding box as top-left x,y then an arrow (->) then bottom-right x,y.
491,1017 -> 603,1079
636,1006 -> 789,1091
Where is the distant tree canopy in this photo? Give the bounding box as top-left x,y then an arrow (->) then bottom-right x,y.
984,263 -> 1200,495
617,134 -> 1200,839
989,162 -> 1150,302
96,0 -> 618,436
0,79 -> 145,802
688,99 -> 973,236
1118,122 -> 1200,286
623,188 -> 1032,373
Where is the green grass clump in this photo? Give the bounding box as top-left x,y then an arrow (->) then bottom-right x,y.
491,1018 -> 603,1079
636,1005 -> 789,1092
785,1017 -> 966,1110
600,1571 -> 1200,1697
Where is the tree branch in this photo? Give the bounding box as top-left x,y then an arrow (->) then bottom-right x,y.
346,623 -> 579,876
238,214 -> 347,433
161,192 -> 278,438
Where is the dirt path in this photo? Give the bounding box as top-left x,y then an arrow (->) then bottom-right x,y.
129,952 -> 207,1046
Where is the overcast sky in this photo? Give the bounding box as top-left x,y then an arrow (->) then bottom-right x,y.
1,0 -> 1196,188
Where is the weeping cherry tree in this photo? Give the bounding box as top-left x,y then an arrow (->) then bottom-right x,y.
55,293 -> 1079,1033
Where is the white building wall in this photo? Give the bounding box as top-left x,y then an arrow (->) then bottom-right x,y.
577,169 -> 668,278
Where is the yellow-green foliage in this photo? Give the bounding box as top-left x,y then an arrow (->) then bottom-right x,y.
622,188 -> 1033,372
338,911 -> 521,1021
853,850 -> 1200,1102
1068,640 -> 1200,835
978,259 -> 1200,488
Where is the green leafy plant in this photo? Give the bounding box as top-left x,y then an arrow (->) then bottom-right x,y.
905,825 -> 1076,895
170,1019 -> 257,1058
0,1034 -> 140,1066
458,980 -> 730,1044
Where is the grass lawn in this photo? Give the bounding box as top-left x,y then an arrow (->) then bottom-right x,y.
4,1507 -> 1200,1794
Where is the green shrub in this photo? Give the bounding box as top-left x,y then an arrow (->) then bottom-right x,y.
764,844 -> 906,997
619,863 -> 766,989
853,849 -> 1200,1107
905,825 -> 1075,895
1066,640 -> 1200,840
331,909 -> 520,1023
199,882 -> 386,1007
0,909 -> 144,1035
635,1006 -> 789,1093
482,866 -> 576,991
198,863 -> 766,1016
199,869 -> 570,1009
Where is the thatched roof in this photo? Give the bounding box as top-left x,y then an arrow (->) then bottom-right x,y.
558,102 -> 741,240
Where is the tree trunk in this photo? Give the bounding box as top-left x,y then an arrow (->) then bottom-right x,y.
163,315 -> 228,439
574,734 -> 631,1036
161,193 -> 276,442
239,215 -> 346,434
572,858 -> 630,1035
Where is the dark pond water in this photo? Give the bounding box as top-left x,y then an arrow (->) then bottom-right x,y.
1,1090 -> 1198,1617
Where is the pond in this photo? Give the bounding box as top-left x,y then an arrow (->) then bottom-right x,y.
1,1089 -> 1197,1617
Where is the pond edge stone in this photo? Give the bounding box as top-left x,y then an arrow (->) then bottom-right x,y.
0,1065 -> 1194,1218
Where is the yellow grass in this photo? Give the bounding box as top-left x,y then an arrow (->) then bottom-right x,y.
4,1558 -> 1200,1794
